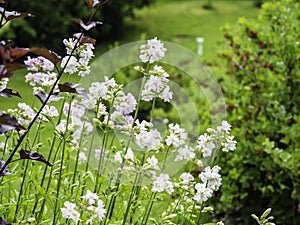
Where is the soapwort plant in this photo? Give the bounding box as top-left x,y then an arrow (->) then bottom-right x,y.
0,0 -> 238,224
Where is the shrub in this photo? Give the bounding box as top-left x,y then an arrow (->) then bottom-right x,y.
218,0 -> 300,224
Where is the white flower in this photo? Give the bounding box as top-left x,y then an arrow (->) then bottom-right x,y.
41,105 -> 59,119
114,151 -> 123,164
139,37 -> 166,63
124,148 -> 134,161
0,142 -> 5,150
199,166 -> 222,191
152,173 -> 174,194
81,95 -> 97,109
60,201 -> 80,223
166,123 -> 187,147
79,152 -> 87,163
25,72 -> 57,87
114,92 -> 137,115
196,133 -> 215,158
223,135 -> 237,152
89,82 -> 108,99
92,0 -> 100,7
193,183 -> 213,203
135,129 -> 162,150
161,86 -> 173,102
24,56 -> 54,72
141,66 -> 173,102
174,145 -> 195,161
0,78 -> 9,92
63,38 -> 77,55
61,56 -> 80,74
94,200 -> 106,221
18,103 -> 35,126
81,190 -> 99,205
55,120 -> 73,134
146,156 -> 160,170
217,120 -> 231,134
180,172 -> 194,189
64,102 -> 86,118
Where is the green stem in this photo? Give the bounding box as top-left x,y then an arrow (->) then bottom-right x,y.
37,139 -> 63,223
150,97 -> 156,123
142,192 -> 157,225
13,159 -> 30,223
53,97 -> 73,224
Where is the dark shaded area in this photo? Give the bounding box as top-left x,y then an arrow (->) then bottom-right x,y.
3,0 -> 154,53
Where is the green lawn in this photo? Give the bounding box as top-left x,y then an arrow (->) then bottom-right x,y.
105,0 -> 260,62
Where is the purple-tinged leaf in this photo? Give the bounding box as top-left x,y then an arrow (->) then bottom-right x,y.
5,63 -> 25,72
0,217 -> 11,225
0,112 -> 24,134
73,33 -> 96,45
0,160 -> 12,177
19,150 -> 53,167
34,91 -> 62,104
58,82 -> 87,97
0,88 -> 21,98
0,45 -> 10,62
72,18 -> 102,31
30,47 -> 61,65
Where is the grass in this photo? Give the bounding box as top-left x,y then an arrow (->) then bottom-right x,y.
107,0 -> 260,62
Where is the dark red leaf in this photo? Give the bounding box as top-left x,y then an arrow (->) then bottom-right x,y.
72,18 -> 102,31
19,150 -> 53,167
0,45 -> 10,62
0,112 -> 24,134
85,0 -> 94,8
30,47 -> 61,65
6,12 -> 32,21
34,91 -> 62,104
5,63 -> 25,72
0,88 -> 21,98
9,47 -> 31,60
58,82 -> 87,97
81,36 -> 96,45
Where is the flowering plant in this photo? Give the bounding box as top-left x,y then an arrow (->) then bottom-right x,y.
0,0 -> 239,224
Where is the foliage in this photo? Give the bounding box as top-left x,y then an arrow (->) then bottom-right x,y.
3,0 -> 154,53
218,0 -> 300,224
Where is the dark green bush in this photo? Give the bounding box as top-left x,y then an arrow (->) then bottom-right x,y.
217,0 -> 300,224
3,0 -> 154,53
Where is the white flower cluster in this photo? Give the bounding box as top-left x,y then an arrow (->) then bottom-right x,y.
24,56 -> 56,87
61,37 -> 94,76
61,190 -> 106,224
152,173 -> 174,194
17,103 -> 35,126
141,65 -> 173,102
165,123 -> 195,161
139,37 -> 166,64
134,120 -> 162,150
196,120 -> 237,158
173,165 -> 222,206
